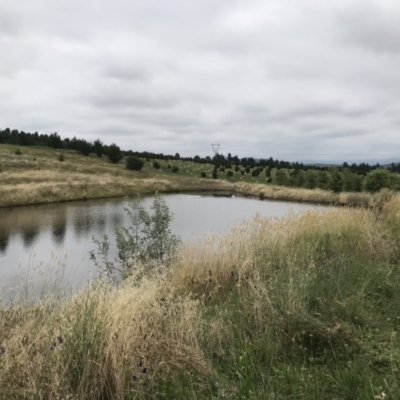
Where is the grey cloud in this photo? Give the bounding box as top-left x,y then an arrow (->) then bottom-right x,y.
103,64 -> 151,82
88,91 -> 181,110
337,2 -> 400,54
0,8 -> 20,38
2,0 -> 400,163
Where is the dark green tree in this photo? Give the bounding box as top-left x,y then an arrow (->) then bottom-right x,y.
295,170 -> 306,187
318,171 -> 329,189
126,156 -> 144,171
364,169 -> 391,192
329,168 -> 343,193
275,169 -> 288,186
48,132 -> 62,149
305,170 -> 319,189
93,139 -> 103,157
108,143 -> 123,163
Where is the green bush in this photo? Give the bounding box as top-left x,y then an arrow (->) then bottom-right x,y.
153,161 -> 161,169
171,166 -> 179,173
125,156 -> 144,171
364,169 -> 391,193
107,143 -> 123,164
276,169 -> 288,185
328,167 -> 343,193
91,194 -> 181,283
58,154 -> 65,162
14,148 -> 22,155
201,171 -> 207,178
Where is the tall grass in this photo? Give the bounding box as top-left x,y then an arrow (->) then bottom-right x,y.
1,197 -> 400,398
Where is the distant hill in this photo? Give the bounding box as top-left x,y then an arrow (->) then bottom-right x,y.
302,158 -> 400,167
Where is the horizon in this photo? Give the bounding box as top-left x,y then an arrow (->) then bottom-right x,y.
1,1 -> 400,163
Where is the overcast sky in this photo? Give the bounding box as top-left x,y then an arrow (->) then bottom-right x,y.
1,0 -> 400,162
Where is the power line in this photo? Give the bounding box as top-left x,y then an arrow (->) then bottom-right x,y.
211,143 -> 220,156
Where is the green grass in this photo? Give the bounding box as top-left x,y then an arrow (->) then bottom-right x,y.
2,197 -> 400,398
0,143 -> 397,214
142,158 -> 274,185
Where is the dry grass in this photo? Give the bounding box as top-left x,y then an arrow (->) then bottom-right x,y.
0,143 -> 391,209
0,278 -> 210,399
2,196 -> 400,398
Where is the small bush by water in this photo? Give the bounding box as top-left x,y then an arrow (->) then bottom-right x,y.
1,196 -> 400,399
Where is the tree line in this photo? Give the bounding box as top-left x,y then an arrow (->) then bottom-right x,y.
0,127 -> 396,178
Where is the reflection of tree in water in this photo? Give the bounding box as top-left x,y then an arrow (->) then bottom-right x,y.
111,213 -> 123,228
73,212 -> 92,238
95,216 -> 107,234
50,206 -> 68,246
0,235 -> 8,254
22,228 -> 39,248
52,222 -> 66,246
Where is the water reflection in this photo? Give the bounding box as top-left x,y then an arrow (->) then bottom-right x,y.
0,194 -> 327,302
73,212 -> 92,238
96,216 -> 106,233
52,223 -> 66,246
22,228 -> 39,248
0,236 -> 8,254
111,213 -> 123,228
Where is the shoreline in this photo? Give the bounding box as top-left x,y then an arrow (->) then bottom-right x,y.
0,175 -> 394,209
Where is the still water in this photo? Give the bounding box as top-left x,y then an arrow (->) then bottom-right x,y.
0,194 -> 323,301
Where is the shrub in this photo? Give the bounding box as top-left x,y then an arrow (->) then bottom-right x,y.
364,169 -> 391,193
91,194 -> 181,283
107,143 -> 123,164
126,156 -> 144,171
171,166 -> 179,173
58,154 -> 65,162
14,148 -> 22,155
153,161 -> 161,169
245,166 -> 250,174
212,170 -> 218,179
305,170 -> 319,189
201,171 -> 207,178
226,170 -> 233,178
276,169 -> 288,185
329,167 -> 343,193
252,168 -> 262,177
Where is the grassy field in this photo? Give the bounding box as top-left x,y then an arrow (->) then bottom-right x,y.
1,194 -> 400,399
0,144 -> 393,208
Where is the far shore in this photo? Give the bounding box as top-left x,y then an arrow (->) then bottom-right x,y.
0,143 -> 394,209
0,170 -> 393,209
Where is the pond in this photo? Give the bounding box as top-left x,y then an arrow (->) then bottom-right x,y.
0,194 -> 325,302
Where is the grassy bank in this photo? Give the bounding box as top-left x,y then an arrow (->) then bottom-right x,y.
0,144 -> 393,208
1,195 -> 400,399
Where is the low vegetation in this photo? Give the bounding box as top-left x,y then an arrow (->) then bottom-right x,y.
1,194 -> 400,399
1,143 -> 399,209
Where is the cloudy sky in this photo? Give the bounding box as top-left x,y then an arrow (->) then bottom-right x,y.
1,0 -> 400,163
